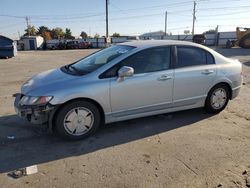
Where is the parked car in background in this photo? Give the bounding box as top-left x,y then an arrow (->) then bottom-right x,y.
14,40 -> 242,140
193,34 -> 206,44
79,41 -> 92,49
46,42 -> 58,50
57,41 -> 67,50
66,41 -> 92,49
66,41 -> 79,49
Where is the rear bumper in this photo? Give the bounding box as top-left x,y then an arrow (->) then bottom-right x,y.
231,86 -> 241,99
14,93 -> 55,125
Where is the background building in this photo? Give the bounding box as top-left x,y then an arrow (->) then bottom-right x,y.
19,36 -> 44,50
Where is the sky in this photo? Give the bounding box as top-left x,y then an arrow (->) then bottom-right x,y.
0,0 -> 250,39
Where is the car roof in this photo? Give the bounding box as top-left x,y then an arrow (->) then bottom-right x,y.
120,40 -> 203,49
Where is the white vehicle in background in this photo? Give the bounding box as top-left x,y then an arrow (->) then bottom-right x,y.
46,39 -> 61,50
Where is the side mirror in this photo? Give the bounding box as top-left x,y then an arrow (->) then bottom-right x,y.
117,66 -> 134,82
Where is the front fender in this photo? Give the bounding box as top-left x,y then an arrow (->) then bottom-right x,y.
49,79 -> 111,114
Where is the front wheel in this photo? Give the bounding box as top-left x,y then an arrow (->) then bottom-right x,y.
205,84 -> 230,113
55,100 -> 101,140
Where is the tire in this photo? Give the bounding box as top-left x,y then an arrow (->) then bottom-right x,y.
55,100 -> 101,140
205,84 -> 230,114
239,34 -> 250,49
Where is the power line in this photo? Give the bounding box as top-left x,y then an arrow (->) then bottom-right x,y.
168,26 -> 190,30
0,2 -> 191,19
31,13 -> 105,21
108,1 -> 195,12
0,21 -> 25,29
0,14 -> 25,19
197,9 -> 250,17
1,0 -> 249,37
109,1 -> 249,14
29,12 -> 191,24
1,4 -> 250,22
198,5 -> 250,11
109,2 -> 128,16
0,1 -> 197,20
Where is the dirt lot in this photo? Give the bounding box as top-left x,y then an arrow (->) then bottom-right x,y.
0,48 -> 250,188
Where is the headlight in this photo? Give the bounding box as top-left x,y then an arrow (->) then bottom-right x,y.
19,96 -> 53,106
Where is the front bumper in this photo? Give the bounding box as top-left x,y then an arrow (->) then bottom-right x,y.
14,93 -> 55,124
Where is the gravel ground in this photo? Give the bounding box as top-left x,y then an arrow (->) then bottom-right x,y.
0,48 -> 250,188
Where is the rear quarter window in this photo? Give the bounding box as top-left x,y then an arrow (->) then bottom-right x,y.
206,51 -> 215,64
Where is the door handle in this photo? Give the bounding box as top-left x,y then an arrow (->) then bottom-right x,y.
157,75 -> 172,81
201,70 -> 214,75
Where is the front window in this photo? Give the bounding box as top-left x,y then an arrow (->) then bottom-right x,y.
63,45 -> 135,75
120,47 -> 171,74
99,47 -> 171,79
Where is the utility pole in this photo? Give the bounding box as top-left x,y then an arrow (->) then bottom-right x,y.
165,11 -> 168,36
106,0 -> 109,40
192,1 -> 196,37
25,16 -> 30,36
215,25 -> 219,46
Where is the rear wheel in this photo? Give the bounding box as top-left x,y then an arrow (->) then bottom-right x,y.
205,84 -> 230,113
55,100 -> 101,140
239,34 -> 250,49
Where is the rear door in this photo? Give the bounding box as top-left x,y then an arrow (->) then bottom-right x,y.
173,46 -> 217,107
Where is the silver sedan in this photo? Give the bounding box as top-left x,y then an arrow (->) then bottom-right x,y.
14,40 -> 242,140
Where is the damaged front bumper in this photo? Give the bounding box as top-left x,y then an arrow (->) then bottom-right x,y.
13,93 -> 55,125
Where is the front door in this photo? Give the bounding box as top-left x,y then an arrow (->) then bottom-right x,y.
110,46 -> 174,117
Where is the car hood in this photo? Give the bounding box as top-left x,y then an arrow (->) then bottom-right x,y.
21,68 -> 76,95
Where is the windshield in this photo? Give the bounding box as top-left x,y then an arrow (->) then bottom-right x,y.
67,45 -> 135,75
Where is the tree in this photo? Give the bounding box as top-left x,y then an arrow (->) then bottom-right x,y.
36,26 -> 51,41
43,31 -> 52,41
24,25 -> 37,36
80,31 -> 88,38
51,27 -> 64,39
37,26 -> 49,35
112,32 -> 120,37
94,33 -> 100,38
65,28 -> 74,39
203,29 -> 216,34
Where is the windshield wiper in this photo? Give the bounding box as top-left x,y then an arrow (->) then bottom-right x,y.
64,65 -> 70,70
63,64 -> 90,75
68,65 -> 82,75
